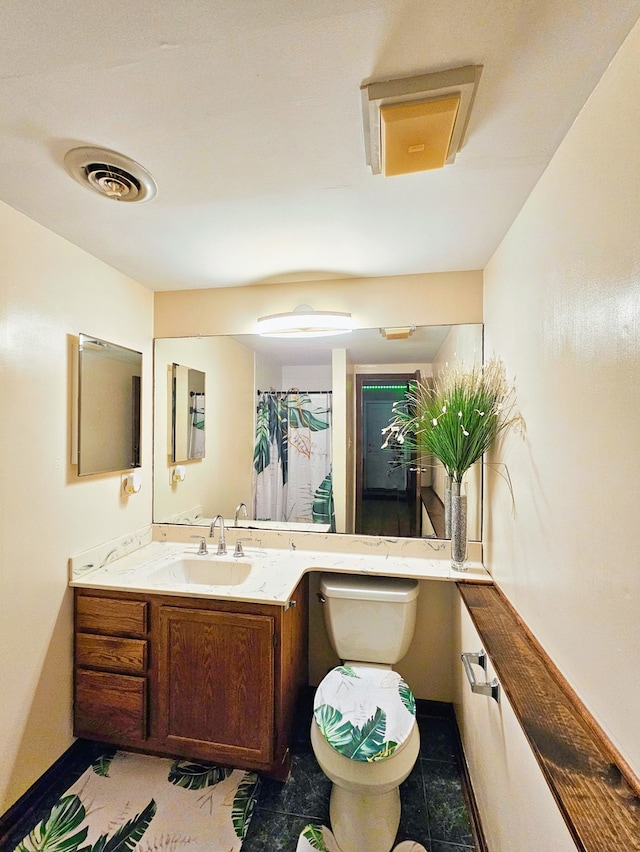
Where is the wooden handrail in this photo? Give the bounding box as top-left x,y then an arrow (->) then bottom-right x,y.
458,582 -> 640,852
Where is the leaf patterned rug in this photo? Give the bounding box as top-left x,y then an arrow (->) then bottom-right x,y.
14,750 -> 259,852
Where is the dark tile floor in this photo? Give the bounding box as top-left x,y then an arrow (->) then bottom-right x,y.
361,495 -> 413,537
360,488 -> 444,539
2,698 -> 477,852
241,697 -> 478,852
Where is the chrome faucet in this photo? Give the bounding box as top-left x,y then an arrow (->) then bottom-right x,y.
234,502 -> 248,526
209,514 -> 227,555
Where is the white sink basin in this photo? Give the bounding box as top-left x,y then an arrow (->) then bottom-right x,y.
147,555 -> 253,586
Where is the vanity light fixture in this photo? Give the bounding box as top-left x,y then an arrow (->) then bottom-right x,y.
257,305 -> 353,338
361,65 -> 482,176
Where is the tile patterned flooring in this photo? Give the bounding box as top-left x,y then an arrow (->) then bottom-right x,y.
2,699 -> 477,852
242,699 -> 478,852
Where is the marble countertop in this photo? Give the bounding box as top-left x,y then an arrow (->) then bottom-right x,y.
69,533 -> 492,606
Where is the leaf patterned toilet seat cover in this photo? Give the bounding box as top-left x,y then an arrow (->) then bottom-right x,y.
313,665 -> 416,762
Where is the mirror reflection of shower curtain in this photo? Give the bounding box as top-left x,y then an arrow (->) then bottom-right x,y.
253,391 -> 334,529
188,392 -> 205,459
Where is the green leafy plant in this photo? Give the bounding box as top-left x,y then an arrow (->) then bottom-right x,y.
382,357 -> 522,486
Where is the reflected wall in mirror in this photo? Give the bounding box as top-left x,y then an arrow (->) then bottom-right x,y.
152,324 -> 483,539
76,334 -> 142,476
172,363 -> 206,462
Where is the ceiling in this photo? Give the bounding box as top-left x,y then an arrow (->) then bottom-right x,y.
1,1 -> 639,292
231,323 -> 458,366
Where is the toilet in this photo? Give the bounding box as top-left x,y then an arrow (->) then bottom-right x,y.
311,573 -> 421,852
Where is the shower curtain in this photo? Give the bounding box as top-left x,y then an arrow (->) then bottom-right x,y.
253,391 -> 334,529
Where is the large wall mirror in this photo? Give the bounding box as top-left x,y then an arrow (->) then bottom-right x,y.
76,333 -> 142,476
153,324 -> 483,541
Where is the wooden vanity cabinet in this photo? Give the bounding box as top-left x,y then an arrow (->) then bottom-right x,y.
73,577 -> 308,780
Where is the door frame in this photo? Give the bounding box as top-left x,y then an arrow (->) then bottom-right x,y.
354,372 -> 419,534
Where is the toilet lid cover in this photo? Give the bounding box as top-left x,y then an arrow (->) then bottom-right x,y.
313,665 -> 416,762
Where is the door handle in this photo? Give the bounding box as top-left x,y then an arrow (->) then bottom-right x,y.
461,650 -> 500,702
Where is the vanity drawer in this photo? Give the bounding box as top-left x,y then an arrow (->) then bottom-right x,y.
75,669 -> 147,740
76,632 -> 147,673
76,595 -> 148,636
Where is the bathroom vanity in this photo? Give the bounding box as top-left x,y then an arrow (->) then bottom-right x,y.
73,578 -> 308,780
70,531 -> 488,782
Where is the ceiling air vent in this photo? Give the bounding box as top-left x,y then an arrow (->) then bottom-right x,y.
63,146 -> 157,202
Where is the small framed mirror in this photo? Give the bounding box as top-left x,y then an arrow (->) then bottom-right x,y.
76,334 -> 142,476
171,363 -> 206,462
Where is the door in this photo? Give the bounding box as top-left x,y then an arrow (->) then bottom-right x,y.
355,372 -> 421,535
158,606 -> 275,764
363,399 -> 407,490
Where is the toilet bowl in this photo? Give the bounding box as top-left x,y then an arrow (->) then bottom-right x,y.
311,574 -> 420,852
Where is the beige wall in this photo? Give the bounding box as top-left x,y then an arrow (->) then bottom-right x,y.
154,270 -> 483,337
484,18 -> 640,778
153,336 -> 255,521
454,598 -> 576,850
0,200 -> 153,810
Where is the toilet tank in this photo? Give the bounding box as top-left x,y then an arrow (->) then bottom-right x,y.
319,573 -> 420,664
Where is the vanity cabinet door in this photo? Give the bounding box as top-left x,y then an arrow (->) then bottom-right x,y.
158,606 -> 275,765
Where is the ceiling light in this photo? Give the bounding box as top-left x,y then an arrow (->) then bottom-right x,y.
257,305 -> 353,338
361,65 -> 482,176
380,326 -> 416,340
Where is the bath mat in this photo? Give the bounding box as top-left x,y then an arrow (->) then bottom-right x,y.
296,823 -> 427,851
13,750 -> 259,851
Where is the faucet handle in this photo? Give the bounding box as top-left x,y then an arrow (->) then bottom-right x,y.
233,539 -> 246,558
190,535 -> 208,555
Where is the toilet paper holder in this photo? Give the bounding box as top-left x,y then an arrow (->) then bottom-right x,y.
461,649 -> 500,702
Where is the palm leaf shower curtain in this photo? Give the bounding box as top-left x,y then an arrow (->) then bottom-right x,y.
253,391 -> 334,529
